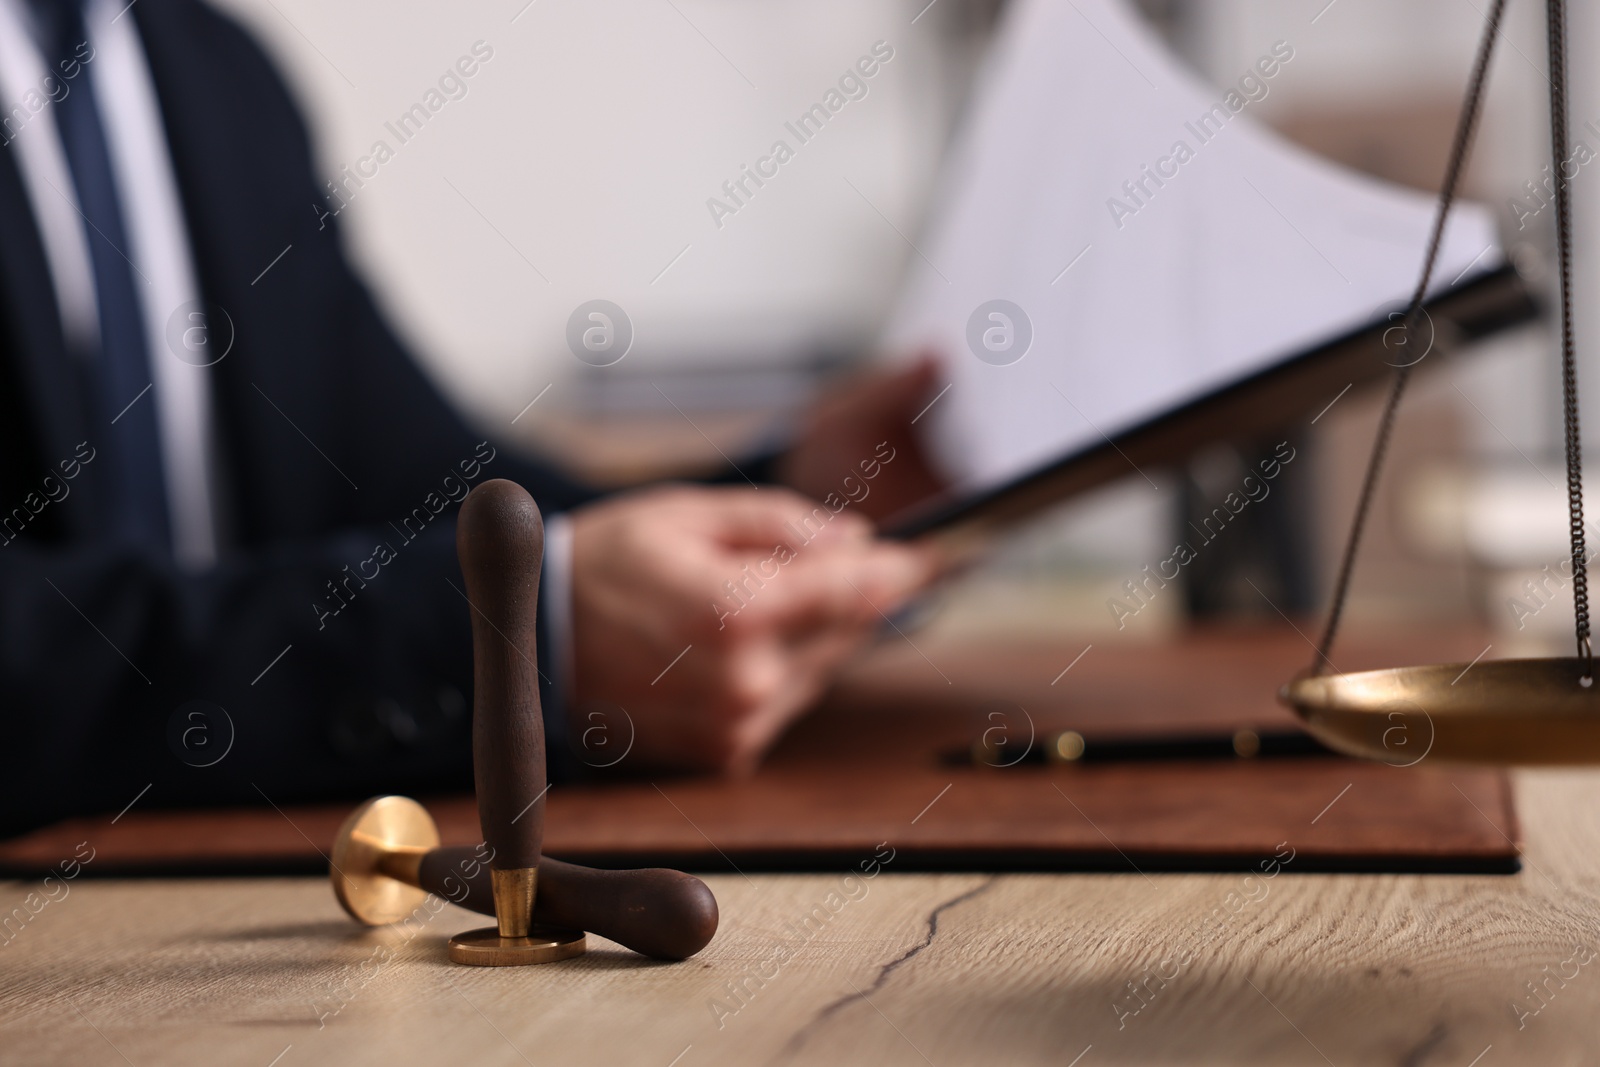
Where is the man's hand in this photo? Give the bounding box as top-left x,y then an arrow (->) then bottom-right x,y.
778,354 -> 947,523
569,485 -> 936,773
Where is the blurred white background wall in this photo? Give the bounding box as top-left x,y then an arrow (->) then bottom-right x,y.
209,0 -> 975,425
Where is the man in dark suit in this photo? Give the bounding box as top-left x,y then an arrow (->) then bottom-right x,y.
0,0 -> 942,836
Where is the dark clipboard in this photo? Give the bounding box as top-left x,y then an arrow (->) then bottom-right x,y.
885,263 -> 1537,543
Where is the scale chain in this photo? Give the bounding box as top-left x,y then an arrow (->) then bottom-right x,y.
1311,0 -> 1507,673
1546,0 -> 1592,676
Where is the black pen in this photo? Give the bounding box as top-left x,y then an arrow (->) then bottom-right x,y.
955,727 -> 1333,767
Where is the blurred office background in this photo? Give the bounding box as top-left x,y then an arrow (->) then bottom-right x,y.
213,0 -> 1599,650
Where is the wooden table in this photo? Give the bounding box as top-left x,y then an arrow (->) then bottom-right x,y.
0,768 -> 1596,1066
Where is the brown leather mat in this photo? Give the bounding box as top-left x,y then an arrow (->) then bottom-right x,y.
0,626 -> 1521,875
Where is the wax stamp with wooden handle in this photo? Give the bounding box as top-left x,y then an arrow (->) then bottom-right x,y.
328,478 -> 720,962
331,795 -> 719,960
448,478 -> 584,965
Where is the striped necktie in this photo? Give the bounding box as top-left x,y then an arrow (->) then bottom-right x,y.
29,0 -> 171,554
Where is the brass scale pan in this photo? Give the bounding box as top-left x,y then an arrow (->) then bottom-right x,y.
1282,661 -> 1600,766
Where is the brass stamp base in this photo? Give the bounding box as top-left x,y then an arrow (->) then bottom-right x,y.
447,926 -> 586,966
331,796 -> 440,926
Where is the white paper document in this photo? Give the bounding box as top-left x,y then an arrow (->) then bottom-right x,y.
883,0 -> 1502,497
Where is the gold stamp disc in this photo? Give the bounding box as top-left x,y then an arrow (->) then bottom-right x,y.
447,926 -> 587,966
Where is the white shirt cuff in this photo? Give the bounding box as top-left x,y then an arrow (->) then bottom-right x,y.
543,511 -> 576,704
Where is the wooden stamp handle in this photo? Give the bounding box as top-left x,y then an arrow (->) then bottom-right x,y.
456,479 -> 546,872
419,850 -> 719,960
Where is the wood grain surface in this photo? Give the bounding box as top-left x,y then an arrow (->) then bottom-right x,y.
0,769 -> 1594,1066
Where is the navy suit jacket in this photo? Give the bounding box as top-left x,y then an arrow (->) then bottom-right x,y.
0,0 -> 607,835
